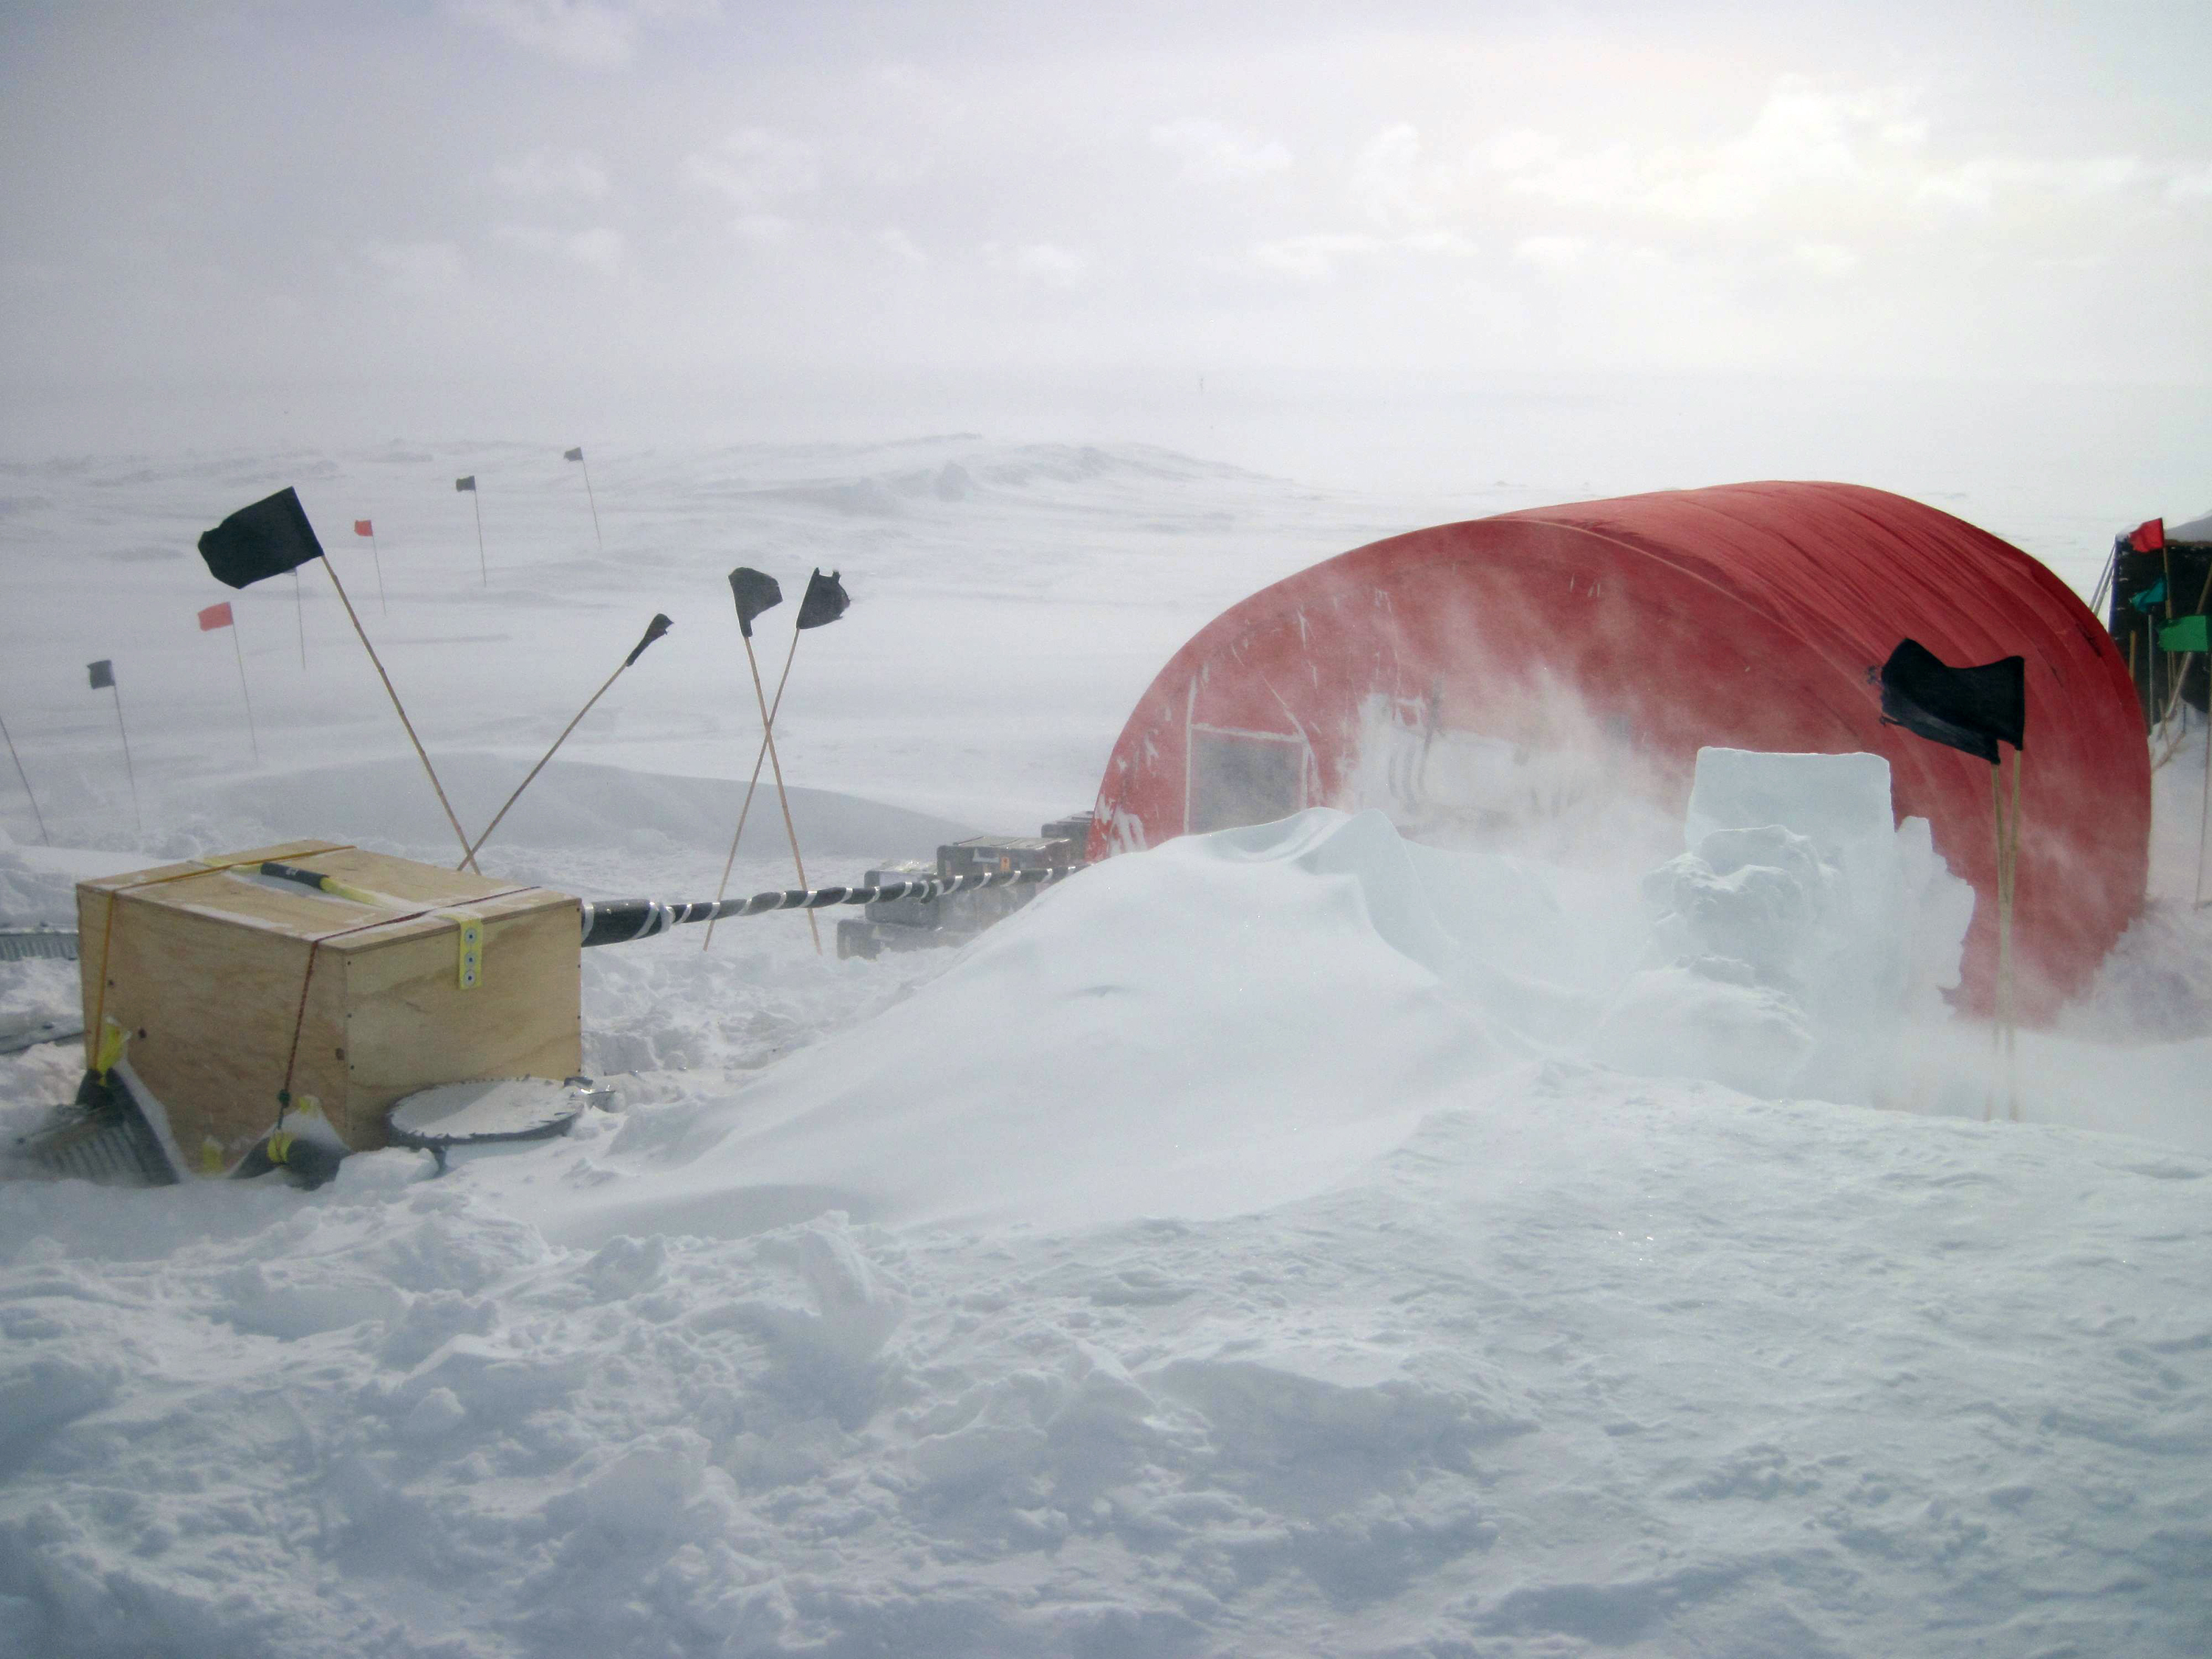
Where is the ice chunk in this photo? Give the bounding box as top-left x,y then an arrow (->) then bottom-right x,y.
1686,748 -> 1896,858
1599,748 -> 1975,1103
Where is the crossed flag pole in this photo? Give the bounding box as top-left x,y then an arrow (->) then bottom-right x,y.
704,567 -> 851,954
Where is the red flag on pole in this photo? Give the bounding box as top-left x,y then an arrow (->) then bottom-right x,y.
198,601 -> 234,632
2130,518 -> 2166,553
354,519 -> 373,537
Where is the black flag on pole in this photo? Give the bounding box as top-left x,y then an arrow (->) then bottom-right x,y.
796,568 -> 849,630
1877,639 -> 2025,765
728,568 -> 782,638
456,476 -> 476,493
196,487 -> 326,590
87,659 -> 114,690
564,448 -> 584,463
626,613 -> 672,666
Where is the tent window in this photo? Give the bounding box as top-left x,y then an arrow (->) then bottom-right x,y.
1187,725 -> 1307,834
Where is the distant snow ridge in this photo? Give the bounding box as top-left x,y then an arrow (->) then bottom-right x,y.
731,442 -> 1267,516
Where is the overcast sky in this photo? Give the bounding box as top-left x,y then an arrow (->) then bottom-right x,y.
4,1 -> 2208,493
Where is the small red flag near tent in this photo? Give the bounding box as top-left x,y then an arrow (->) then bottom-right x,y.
197,601 -> 234,632
354,519 -> 373,537
2129,518 -> 2166,553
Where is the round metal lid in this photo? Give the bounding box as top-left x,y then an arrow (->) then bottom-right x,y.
385,1076 -> 605,1149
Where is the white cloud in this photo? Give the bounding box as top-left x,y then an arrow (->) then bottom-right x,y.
492,150 -> 610,200
564,226 -> 627,271
1487,77 -> 1925,223
493,225 -> 630,270
1150,118 -> 1292,184
1242,232 -> 1383,281
1400,229 -> 1479,259
878,228 -> 928,266
365,240 -> 465,293
2171,164 -> 2212,202
984,242 -> 1091,287
1237,229 -> 1472,282
1019,245 -> 1088,285
1349,123 -> 1436,227
686,128 -> 819,210
1783,240 -> 1861,279
1915,155 -> 2143,214
453,0 -> 716,70
731,215 -> 794,248
1512,234 -> 1588,274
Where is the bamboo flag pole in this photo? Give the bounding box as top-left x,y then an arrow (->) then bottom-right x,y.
198,487 -> 478,868
87,661 -> 141,838
230,619 -> 260,764
2087,544 -> 2117,616
457,614 -> 670,869
2188,565 -> 2212,908
291,568 -> 307,668
565,448 -> 602,551
1877,639 -> 2027,1121
456,476 -> 486,585
703,628 -> 799,952
0,710 -> 49,844
2004,748 -> 2023,1120
1988,763 -> 2006,1121
354,518 -> 387,616
1983,745 -> 2027,1121
112,680 -> 139,838
319,558 -> 479,870
198,600 -> 259,765
741,622 -> 821,955
704,568 -> 852,953
2197,714 -> 2211,909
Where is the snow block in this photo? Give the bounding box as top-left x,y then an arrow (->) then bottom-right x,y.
1596,748 -> 1974,1102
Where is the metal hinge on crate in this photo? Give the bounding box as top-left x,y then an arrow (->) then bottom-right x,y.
443,909 -> 484,990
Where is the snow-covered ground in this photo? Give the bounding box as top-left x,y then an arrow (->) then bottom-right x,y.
1,441 -> 2208,1657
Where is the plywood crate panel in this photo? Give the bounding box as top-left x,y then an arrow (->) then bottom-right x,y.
77,841 -> 580,1159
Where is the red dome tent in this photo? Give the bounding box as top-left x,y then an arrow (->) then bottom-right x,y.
1089,482 -> 2148,1020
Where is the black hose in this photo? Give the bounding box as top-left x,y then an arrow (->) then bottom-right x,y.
578,864 -> 1076,947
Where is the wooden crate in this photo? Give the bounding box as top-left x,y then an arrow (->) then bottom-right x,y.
77,840 -> 580,1162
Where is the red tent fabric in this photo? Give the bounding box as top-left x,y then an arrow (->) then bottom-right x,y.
1090,482 -> 2148,1020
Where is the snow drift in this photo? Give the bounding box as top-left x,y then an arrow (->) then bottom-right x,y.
3,793 -> 2208,1658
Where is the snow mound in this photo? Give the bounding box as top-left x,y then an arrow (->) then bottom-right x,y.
525,808 -> 1527,1244
507,771 -> 1984,1247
